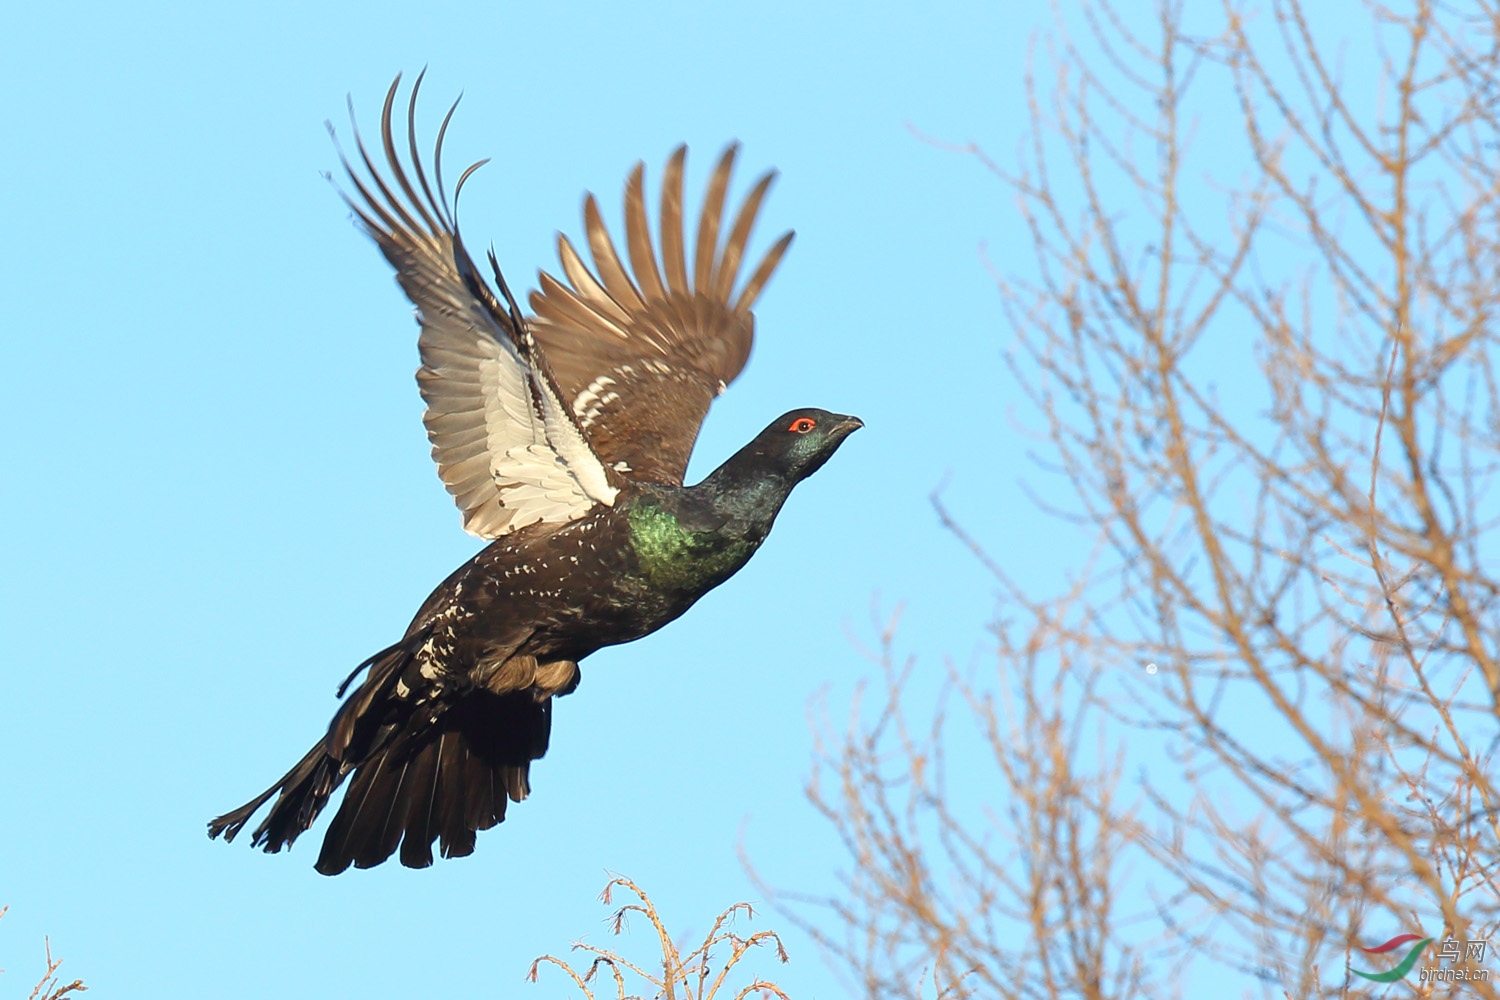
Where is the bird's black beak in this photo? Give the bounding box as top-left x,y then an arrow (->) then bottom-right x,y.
830,415 -> 864,439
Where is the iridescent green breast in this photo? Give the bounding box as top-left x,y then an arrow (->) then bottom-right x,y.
626,502 -> 754,594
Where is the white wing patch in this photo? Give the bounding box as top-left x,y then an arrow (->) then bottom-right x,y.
527,333 -> 618,505
419,306 -> 618,539
572,375 -> 619,430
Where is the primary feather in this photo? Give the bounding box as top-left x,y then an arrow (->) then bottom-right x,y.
333,75 -> 619,539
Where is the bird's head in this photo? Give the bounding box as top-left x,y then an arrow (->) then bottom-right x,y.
741,407 -> 864,483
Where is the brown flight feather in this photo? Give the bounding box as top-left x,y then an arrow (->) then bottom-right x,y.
529,143 -> 794,485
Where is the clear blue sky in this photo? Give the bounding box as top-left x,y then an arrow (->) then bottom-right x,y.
1,1 -> 1076,996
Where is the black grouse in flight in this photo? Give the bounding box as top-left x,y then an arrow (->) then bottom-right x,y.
208,76 -> 861,875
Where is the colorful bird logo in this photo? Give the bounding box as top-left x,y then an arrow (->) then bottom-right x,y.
1350,934 -> 1433,983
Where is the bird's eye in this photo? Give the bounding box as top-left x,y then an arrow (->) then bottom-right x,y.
789,417 -> 817,433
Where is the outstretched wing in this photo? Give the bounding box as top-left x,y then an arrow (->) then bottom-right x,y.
336,75 -> 619,539
529,145 -> 794,486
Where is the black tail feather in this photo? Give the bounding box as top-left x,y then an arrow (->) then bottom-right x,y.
315,746 -> 390,874
212,637 -> 563,874
367,748 -> 425,869
398,740 -> 441,869
207,740 -> 343,853
208,635 -> 419,858
463,741 -> 503,834
308,689 -> 554,876
435,734 -> 475,859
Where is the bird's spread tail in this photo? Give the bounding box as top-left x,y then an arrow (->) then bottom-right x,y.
311,695 -> 549,875
208,637 -> 561,875
205,637 -> 416,857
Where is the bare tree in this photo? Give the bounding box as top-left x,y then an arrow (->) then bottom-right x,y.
762,1 -> 1500,997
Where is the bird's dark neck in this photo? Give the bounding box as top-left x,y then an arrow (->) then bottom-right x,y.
620,450 -> 795,600
690,445 -> 798,534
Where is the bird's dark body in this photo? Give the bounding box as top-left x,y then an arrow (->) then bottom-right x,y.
415,478 -> 783,672
208,76 -> 860,874
208,419 -> 855,875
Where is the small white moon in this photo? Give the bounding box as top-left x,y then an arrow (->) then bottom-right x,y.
1146,663 -> 1158,674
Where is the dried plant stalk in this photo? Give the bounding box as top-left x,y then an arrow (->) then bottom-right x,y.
1,906 -> 88,1000
529,877 -> 790,1000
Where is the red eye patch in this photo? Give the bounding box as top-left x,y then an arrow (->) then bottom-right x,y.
788,417 -> 817,433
